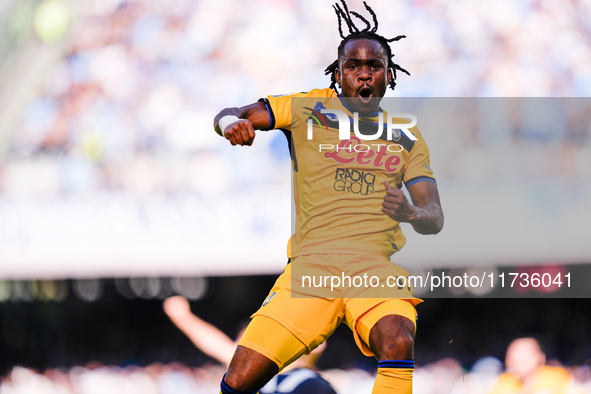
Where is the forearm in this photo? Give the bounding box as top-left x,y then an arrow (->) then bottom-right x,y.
169,313 -> 236,365
214,101 -> 270,136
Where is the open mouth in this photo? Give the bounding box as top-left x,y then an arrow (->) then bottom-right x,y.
358,86 -> 373,103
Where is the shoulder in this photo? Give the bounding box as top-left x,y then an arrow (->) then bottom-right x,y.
308,88 -> 337,98
291,88 -> 337,98
268,88 -> 336,99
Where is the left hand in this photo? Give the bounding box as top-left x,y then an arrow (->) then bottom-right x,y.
381,180 -> 418,223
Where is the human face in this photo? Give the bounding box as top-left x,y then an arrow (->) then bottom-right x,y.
505,338 -> 545,381
335,38 -> 392,113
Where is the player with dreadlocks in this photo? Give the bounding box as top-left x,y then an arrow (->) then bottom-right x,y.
324,0 -> 410,93
214,1 -> 443,393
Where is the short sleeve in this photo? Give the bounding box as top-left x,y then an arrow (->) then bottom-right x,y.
402,127 -> 436,188
261,88 -> 337,131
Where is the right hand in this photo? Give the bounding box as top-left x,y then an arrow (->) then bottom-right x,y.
223,119 -> 256,146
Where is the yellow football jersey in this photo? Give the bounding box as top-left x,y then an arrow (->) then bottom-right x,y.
262,88 -> 435,258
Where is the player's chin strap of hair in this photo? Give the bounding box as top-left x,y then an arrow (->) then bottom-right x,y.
218,115 -> 241,137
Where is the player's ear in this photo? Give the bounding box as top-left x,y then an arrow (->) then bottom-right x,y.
388,68 -> 393,85
335,67 -> 341,86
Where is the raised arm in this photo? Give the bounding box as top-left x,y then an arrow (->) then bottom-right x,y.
213,101 -> 271,146
163,296 -> 236,366
382,180 -> 444,235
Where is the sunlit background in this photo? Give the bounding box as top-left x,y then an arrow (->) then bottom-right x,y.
1,0 -> 591,393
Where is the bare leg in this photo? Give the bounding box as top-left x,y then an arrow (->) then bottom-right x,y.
369,314 -> 415,360
224,345 -> 279,391
368,315 -> 415,394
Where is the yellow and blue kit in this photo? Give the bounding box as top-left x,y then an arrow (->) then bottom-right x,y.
224,88 -> 436,394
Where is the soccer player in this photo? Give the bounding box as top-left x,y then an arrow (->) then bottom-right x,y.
163,296 -> 337,394
213,1 -> 443,393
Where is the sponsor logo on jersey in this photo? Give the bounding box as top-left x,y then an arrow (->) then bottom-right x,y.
334,168 -> 375,195
323,136 -> 402,173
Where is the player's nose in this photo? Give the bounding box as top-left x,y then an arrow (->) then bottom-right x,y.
358,66 -> 371,80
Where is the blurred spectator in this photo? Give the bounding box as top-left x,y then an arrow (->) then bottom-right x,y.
489,338 -> 581,394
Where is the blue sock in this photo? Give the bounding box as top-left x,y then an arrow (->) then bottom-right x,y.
377,360 -> 415,369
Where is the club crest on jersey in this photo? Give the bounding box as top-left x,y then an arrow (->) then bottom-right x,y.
262,291 -> 276,307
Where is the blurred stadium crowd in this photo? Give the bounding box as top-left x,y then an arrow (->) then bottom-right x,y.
2,0 -> 591,196
2,278 -> 591,393
1,357 -> 590,394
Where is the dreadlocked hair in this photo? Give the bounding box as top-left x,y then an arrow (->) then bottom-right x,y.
325,0 -> 410,92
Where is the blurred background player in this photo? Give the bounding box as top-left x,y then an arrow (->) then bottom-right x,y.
163,296 -> 337,394
488,338 -> 580,394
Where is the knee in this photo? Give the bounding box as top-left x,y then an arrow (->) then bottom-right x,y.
374,331 -> 414,361
382,332 -> 414,359
224,365 -> 273,392
369,315 -> 415,361
223,369 -> 250,392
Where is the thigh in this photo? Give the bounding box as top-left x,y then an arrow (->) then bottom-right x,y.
238,315 -> 308,371
250,261 -> 345,363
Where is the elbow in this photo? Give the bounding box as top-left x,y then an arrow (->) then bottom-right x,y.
432,215 -> 444,234
418,227 -> 442,235
432,214 -> 444,234
417,213 -> 444,235
431,225 -> 443,235
432,213 -> 444,234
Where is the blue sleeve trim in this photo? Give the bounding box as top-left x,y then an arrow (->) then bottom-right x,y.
404,176 -> 436,188
378,360 -> 415,369
258,98 -> 275,130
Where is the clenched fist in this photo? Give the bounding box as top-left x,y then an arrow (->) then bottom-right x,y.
221,119 -> 256,146
381,180 -> 418,223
